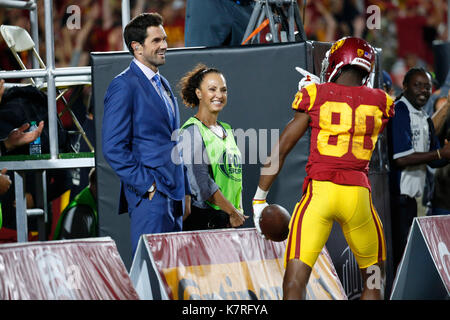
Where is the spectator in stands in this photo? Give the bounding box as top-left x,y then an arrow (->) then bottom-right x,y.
161,0 -> 186,48
395,0 -> 433,67
391,53 -> 427,96
394,0 -> 448,73
365,1 -> 399,73
0,81 -> 71,238
0,82 -> 44,154
428,70 -> 450,216
89,0 -> 124,53
382,70 -> 395,98
184,0 -> 255,47
303,0 -> 337,42
388,67 -> 450,268
178,64 -> 248,230
329,0 -> 365,39
53,167 -> 97,239
0,121 -> 44,158
57,0 -> 101,67
425,70 -> 450,123
428,95 -> 450,216
131,0 -> 186,48
0,80 -> 45,230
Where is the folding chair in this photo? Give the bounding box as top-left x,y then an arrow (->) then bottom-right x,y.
0,24 -> 94,152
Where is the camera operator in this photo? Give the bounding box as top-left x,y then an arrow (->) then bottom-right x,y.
185,0 -> 255,47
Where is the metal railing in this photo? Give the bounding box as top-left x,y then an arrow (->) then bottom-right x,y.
0,0 -> 117,241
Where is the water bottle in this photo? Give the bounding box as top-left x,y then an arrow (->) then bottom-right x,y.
29,121 -> 41,155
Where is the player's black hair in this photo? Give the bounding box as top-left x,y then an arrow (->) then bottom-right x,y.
339,65 -> 368,81
123,13 -> 163,55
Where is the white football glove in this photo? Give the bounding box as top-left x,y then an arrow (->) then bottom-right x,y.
252,186 -> 269,238
295,66 -> 320,91
252,200 -> 268,237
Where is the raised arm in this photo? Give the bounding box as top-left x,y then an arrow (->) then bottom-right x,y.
258,111 -> 311,190
252,111 -> 310,236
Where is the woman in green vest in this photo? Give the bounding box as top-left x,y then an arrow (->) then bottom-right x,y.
179,64 -> 248,230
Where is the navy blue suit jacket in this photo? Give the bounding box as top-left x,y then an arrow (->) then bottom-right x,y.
102,61 -> 190,214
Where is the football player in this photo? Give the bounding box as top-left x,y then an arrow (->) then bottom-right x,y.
252,37 -> 394,300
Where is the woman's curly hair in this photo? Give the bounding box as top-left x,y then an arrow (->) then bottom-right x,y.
178,64 -> 222,108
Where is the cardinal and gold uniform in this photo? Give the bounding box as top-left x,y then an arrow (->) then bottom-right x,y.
285,82 -> 394,269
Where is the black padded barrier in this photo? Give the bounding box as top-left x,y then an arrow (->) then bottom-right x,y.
92,42 -> 311,269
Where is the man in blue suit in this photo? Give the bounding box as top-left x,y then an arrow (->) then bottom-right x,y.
102,13 -> 191,256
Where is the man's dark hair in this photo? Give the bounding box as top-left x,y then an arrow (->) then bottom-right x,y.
123,13 -> 163,55
395,67 -> 431,102
402,67 -> 429,87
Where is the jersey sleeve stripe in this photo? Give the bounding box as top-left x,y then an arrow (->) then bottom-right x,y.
305,83 -> 317,112
384,92 -> 394,118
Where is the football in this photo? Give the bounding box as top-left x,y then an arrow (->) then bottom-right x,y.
259,204 -> 291,242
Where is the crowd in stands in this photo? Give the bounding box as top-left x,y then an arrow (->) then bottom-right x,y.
303,0 -> 448,95
0,0 -> 448,95
0,0 -> 186,70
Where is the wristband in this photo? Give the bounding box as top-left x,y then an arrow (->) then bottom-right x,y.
252,199 -> 267,204
253,186 -> 269,201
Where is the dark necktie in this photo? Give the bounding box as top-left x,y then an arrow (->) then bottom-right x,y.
153,74 -> 175,127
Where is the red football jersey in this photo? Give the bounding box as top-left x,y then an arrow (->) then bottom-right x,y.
291,82 -> 394,191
